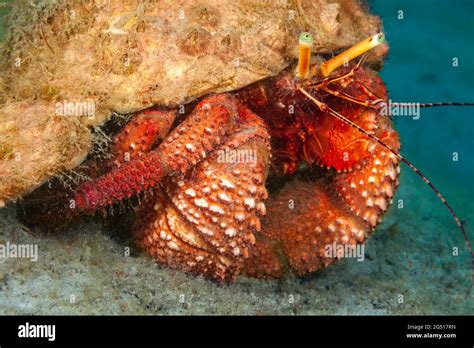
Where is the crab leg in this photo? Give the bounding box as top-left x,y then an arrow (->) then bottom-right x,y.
244,108 -> 401,278
244,175 -> 370,277
107,108 -> 176,169
18,108 -> 176,230
334,122 -> 400,228
74,95 -> 267,212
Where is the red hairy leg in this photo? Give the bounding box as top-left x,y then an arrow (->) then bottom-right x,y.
18,108 -> 176,230
299,83 -> 401,226
244,82 -> 400,278
74,95 -> 259,212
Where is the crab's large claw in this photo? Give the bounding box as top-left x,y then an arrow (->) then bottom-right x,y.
132,101 -> 271,282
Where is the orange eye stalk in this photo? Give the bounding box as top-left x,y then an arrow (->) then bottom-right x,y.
320,32 -> 385,77
297,32 -> 313,79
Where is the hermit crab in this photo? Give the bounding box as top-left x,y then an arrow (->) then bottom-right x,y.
1,1 -> 472,285
19,31 -> 474,284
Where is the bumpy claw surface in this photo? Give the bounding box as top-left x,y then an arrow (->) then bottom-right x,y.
248,177 -> 368,276
334,119 -> 400,228
133,104 -> 271,281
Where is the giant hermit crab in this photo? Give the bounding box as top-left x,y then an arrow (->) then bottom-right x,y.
2,1 -> 472,284
20,31 -> 473,284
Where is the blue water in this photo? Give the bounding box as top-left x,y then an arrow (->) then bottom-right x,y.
368,1 -> 473,243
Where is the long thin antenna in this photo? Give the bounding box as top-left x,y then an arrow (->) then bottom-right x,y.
416,102 -> 474,108
297,86 -> 474,294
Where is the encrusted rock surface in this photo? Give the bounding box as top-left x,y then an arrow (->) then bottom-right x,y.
0,0 -> 384,203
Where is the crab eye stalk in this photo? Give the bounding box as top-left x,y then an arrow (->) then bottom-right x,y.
297,32 -> 313,79
319,32 -> 385,77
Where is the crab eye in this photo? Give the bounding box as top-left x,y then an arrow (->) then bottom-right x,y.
299,32 -> 314,46
376,32 -> 385,43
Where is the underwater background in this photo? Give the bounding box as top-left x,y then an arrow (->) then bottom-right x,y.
0,1 -> 472,314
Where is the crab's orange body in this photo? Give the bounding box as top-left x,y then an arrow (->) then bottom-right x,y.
34,60 -> 394,282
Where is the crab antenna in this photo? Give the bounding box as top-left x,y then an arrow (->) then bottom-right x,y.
417,102 -> 474,108
320,32 -> 385,77
297,86 -> 474,294
297,32 -> 313,79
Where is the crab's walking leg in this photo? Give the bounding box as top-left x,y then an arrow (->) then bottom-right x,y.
334,121 -> 400,228
18,108 -> 176,230
133,107 -> 271,282
244,113 -> 400,278
74,95 -> 258,212
243,83 -> 401,277
244,176 -> 370,277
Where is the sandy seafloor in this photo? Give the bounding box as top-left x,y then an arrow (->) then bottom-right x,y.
0,1 -> 473,314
